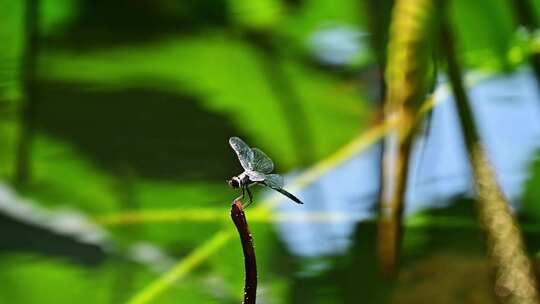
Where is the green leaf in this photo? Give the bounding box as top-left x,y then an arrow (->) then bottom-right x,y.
450,0 -> 518,71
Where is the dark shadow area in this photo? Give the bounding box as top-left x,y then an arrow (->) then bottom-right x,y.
34,81 -> 240,181
287,222 -> 392,304
46,0 -> 230,49
0,213 -> 105,266
402,198 -> 486,257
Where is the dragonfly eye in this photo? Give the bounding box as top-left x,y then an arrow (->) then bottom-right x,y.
228,178 -> 240,188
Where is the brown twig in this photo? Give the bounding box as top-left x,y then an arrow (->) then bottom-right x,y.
230,199 -> 257,304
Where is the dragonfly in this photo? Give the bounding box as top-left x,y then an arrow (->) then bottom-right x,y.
227,137 -> 304,206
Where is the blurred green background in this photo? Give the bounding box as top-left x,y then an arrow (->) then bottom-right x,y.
2,0 -> 540,303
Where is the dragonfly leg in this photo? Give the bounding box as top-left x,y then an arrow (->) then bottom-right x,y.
242,186 -> 253,208
246,187 -> 254,206
234,187 -> 245,203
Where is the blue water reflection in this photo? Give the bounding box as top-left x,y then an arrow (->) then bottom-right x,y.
275,69 -> 540,257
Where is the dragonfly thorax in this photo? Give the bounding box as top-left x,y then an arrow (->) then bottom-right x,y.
228,172 -> 253,189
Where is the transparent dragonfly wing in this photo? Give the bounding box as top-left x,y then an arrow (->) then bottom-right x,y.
264,173 -> 284,189
246,170 -> 266,182
229,137 -> 254,171
251,148 -> 274,174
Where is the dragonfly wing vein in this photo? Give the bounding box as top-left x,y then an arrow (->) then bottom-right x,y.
252,148 -> 274,174
246,170 -> 266,181
264,174 -> 284,188
229,137 -> 254,170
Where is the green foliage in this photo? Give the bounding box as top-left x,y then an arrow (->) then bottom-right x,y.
1,0 -> 540,303
523,150 -> 540,220
228,0 -> 283,30
40,33 -> 366,168
40,0 -> 79,36
280,0 -> 364,48
0,0 -> 24,101
450,0 -> 518,71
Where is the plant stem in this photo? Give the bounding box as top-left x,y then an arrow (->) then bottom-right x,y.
377,0 -> 435,276
442,17 -> 540,304
378,130 -> 414,275
14,0 -> 40,185
231,199 -> 257,304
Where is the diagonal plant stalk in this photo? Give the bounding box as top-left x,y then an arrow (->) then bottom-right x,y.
441,16 -> 540,304
127,229 -> 234,304
377,0 -> 436,275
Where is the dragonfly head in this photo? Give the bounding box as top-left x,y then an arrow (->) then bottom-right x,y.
227,177 -> 240,189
